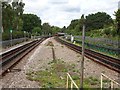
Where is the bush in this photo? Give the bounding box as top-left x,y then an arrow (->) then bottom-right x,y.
103,27 -> 111,36
2,32 -> 10,40
2,30 -> 29,41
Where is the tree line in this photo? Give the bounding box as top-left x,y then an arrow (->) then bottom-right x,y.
2,1 -> 62,40
65,12 -> 119,38
2,0 -> 120,40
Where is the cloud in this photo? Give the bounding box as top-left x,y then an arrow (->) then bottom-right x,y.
64,7 -> 80,13
49,0 -> 68,5
24,0 -> 119,27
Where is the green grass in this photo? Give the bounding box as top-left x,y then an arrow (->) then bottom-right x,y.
26,59 -> 78,88
26,59 -> 102,88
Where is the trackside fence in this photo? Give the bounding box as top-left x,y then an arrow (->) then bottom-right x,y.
101,73 -> 120,90
66,73 -> 79,90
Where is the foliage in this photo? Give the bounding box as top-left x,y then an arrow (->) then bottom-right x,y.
2,31 -> 25,40
115,9 -> 120,35
26,59 -> 103,88
42,23 -> 52,35
85,12 -> 113,31
26,60 -> 69,88
61,26 -> 66,33
32,27 -> 42,36
85,26 -> 118,38
66,19 -> 81,35
66,12 -> 116,37
2,1 -> 25,32
51,26 -> 61,34
22,14 -> 42,33
2,1 -> 43,39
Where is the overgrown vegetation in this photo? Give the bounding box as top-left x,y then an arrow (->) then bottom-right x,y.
65,12 -> 119,39
115,9 -> 120,36
26,59 -> 78,88
26,59 -> 103,88
2,30 -> 30,40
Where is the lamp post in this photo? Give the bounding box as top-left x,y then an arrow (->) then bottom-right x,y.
80,14 -> 85,90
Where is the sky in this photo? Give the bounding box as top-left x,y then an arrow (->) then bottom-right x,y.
24,0 -> 120,28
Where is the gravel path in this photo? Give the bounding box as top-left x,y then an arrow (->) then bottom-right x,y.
1,38 -> 52,88
1,37 -> 119,88
52,38 -> 119,80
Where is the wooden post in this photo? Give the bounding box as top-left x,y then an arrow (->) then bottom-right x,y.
101,74 -> 103,90
80,22 -> 85,89
52,47 -> 56,62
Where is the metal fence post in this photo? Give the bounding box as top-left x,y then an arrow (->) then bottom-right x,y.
101,74 -> 103,90
111,81 -> 113,90
71,81 -> 73,90
66,75 -> 68,88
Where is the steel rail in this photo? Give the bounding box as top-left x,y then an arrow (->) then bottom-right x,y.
0,37 -> 48,75
55,37 -> 120,73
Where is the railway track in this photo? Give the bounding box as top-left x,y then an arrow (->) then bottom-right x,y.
55,37 -> 120,73
0,37 -> 48,76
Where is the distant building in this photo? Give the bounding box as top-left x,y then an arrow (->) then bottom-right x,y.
118,1 -> 120,9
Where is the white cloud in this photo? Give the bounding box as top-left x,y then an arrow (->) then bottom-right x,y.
24,0 -> 119,27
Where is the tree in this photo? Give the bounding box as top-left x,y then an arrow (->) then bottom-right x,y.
115,9 -> 120,35
67,15 -> 84,35
42,23 -> 52,35
66,19 -> 79,34
61,26 -> 66,33
32,27 -> 42,35
22,14 -> 42,33
67,19 -> 79,30
2,2 -> 14,31
51,26 -> 61,34
12,1 -> 25,31
2,1 -> 25,32
86,12 -> 113,31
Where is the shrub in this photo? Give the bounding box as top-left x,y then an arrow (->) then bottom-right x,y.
103,27 -> 111,36
2,30 -> 28,41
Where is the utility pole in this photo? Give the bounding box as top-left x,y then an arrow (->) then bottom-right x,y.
0,1 -> 2,53
80,14 -> 85,90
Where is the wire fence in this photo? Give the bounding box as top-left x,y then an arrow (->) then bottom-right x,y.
64,35 -> 120,57
1,38 -> 27,48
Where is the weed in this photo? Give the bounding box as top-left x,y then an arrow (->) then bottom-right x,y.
77,55 -> 80,57
103,79 -> 111,83
26,59 -> 100,88
61,45 -> 64,48
46,41 -> 54,46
